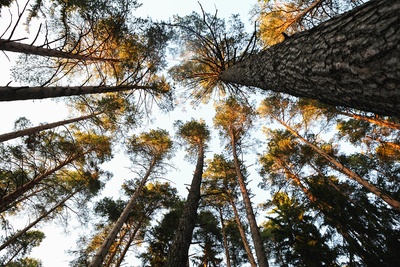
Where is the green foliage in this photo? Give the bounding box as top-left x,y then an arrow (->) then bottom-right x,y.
0,230 -> 45,266
174,119 -> 210,158
214,96 -> 255,144
169,9 -> 258,103
262,192 -> 337,267
127,128 -> 174,163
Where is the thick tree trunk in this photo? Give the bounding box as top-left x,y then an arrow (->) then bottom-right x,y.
0,85 -> 157,101
166,145 -> 205,267
275,116 -> 400,212
0,38 -> 119,62
0,153 -> 82,213
89,159 -> 156,267
0,112 -> 101,143
231,140 -> 269,267
220,0 -> 400,117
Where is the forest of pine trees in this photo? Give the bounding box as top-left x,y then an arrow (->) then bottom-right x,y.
0,0 -> 399,266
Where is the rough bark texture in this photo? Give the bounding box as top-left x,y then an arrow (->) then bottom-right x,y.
166,145 -> 205,267
231,141 -> 269,267
220,0 -> 400,117
0,38 -> 118,61
0,85 -> 156,101
89,160 -> 156,267
0,112 -> 100,142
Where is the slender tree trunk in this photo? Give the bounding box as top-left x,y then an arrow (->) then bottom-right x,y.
337,110 -> 400,130
0,190 -> 76,251
103,227 -> 128,267
166,145 -> 205,267
0,112 -> 101,143
220,0 -> 400,117
0,153 -> 82,213
89,159 -> 156,267
275,116 -> 400,212
230,139 -> 269,267
115,216 -> 146,267
0,38 -> 119,62
217,207 -> 232,267
0,85 -> 157,102
228,196 -> 257,267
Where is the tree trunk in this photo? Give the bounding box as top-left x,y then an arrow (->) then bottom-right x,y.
228,196 -> 257,267
0,112 -> 101,143
231,139 -> 269,267
217,207 -> 232,267
115,216 -> 146,267
0,85 -> 157,102
89,159 -> 156,267
166,145 -> 205,267
0,153 -> 82,213
337,110 -> 400,130
0,190 -> 76,251
275,116 -> 400,212
0,38 -> 119,62
220,0 -> 400,117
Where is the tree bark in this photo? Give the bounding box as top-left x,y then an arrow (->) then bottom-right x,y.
0,112 -> 101,143
0,38 -> 119,62
89,159 -> 156,267
231,139 -> 269,267
275,116 -> 400,212
220,0 -> 400,117
166,145 -> 205,267
0,85 -> 157,102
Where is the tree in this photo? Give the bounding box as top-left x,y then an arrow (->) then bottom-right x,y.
220,0 -> 399,116
261,192 -> 337,267
213,97 -> 269,267
259,94 -> 400,212
0,84 -> 169,102
171,0 -> 399,116
165,119 -> 211,267
202,154 -> 257,267
0,131 -> 111,213
258,97 -> 400,266
89,129 -> 173,266
0,230 -> 44,266
140,200 -> 185,266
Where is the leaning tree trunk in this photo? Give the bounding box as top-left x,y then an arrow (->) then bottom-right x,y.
231,139 -> 269,267
0,38 -> 119,62
0,112 -> 101,143
165,144 -> 205,267
0,85 -> 158,101
0,153 -> 83,213
89,159 -> 156,267
227,195 -> 257,267
275,116 -> 400,212
220,0 -> 400,117
0,190 -> 76,251
217,207 -> 232,267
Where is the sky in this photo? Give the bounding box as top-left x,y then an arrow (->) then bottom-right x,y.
0,0 -> 264,266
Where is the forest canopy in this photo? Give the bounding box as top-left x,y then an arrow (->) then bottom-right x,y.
0,0 -> 399,266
